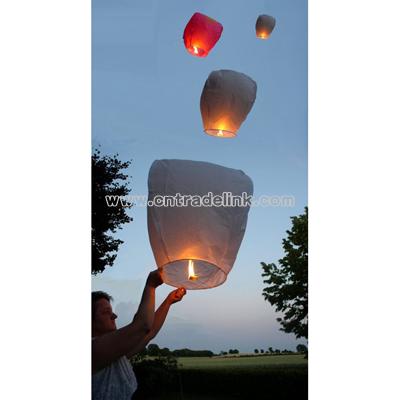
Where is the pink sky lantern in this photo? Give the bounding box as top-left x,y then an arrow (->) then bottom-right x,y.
183,12 -> 223,57
147,159 -> 253,290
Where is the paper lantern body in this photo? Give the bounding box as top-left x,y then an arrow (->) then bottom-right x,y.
183,12 -> 223,57
147,159 -> 253,290
256,14 -> 276,39
200,70 -> 257,138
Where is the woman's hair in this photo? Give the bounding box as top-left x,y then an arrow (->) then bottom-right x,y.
92,291 -> 113,319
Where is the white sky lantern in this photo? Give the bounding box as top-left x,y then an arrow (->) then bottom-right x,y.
256,14 -> 276,39
147,159 -> 253,290
200,70 -> 257,138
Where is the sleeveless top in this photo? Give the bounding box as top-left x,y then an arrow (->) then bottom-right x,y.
92,356 -> 138,400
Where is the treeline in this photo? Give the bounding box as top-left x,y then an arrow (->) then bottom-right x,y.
251,344 -> 307,355
144,344 -> 214,357
252,348 -> 294,355
219,349 -> 239,355
172,348 -> 214,357
140,343 -> 308,358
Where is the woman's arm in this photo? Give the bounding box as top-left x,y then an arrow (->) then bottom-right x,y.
126,288 -> 186,357
92,270 -> 163,373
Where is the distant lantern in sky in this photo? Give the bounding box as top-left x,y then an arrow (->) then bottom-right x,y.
147,159 -> 253,290
183,12 -> 223,57
200,69 -> 257,138
256,14 -> 276,39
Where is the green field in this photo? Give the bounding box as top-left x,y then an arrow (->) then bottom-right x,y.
133,354 -> 307,400
177,354 -> 307,369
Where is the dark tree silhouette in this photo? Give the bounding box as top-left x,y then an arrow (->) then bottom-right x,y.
92,148 -> 132,274
160,347 -> 171,357
147,343 -> 160,356
254,349 -> 259,354
296,344 -> 308,353
261,207 -> 308,339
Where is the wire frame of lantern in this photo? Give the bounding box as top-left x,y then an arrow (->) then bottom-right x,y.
256,14 -> 276,39
183,12 -> 223,57
200,70 -> 257,138
147,159 -> 253,290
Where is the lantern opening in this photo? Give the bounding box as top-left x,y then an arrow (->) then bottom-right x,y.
161,258 -> 227,290
204,128 -> 237,138
188,45 -> 207,57
257,31 -> 269,39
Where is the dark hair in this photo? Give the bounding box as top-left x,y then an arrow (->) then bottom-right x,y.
92,291 -> 113,319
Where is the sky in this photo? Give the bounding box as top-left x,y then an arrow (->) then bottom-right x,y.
92,0 -> 307,353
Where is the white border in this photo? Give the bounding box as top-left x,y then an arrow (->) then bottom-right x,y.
310,0 -> 400,398
0,1 -> 90,399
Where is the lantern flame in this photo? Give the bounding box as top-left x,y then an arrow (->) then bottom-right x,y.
193,46 -> 199,55
217,130 -> 223,136
188,259 -> 198,281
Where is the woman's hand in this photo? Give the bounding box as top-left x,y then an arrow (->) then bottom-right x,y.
146,269 -> 164,288
167,287 -> 187,304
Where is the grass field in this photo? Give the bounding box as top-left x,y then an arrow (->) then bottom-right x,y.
134,354 -> 308,400
177,354 -> 307,369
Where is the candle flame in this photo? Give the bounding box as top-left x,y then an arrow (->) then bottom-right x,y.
193,46 -> 199,55
188,260 -> 198,281
217,130 -> 223,136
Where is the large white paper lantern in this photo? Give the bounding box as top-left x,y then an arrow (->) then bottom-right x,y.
147,159 -> 253,290
200,70 -> 257,138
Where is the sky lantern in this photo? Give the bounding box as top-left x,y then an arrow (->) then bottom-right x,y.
147,159 -> 253,290
255,14 -> 276,39
183,12 -> 223,57
200,69 -> 257,138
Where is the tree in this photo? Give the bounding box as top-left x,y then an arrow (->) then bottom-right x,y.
147,343 -> 160,357
268,347 -> 274,354
160,347 -> 171,357
92,148 -> 133,274
254,349 -> 259,354
261,207 -> 308,339
172,349 -> 214,357
260,349 -> 264,354
296,344 -> 308,353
